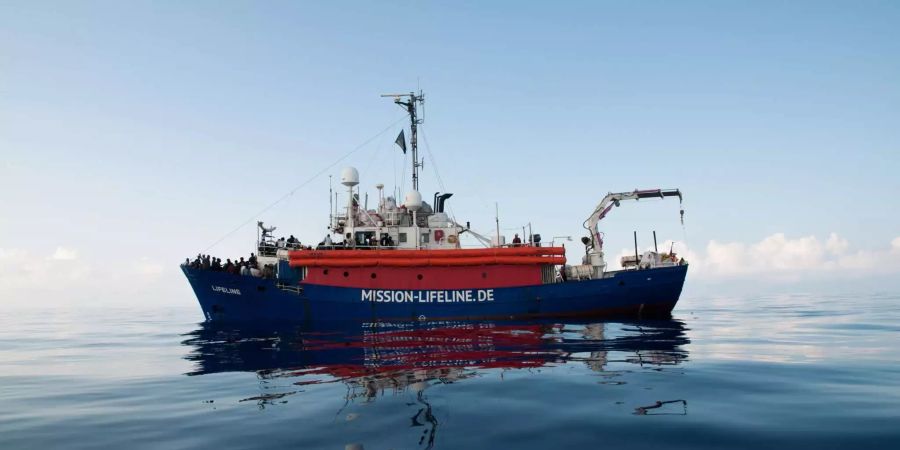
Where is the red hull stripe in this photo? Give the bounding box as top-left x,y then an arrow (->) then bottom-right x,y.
288,246 -> 565,260
302,265 -> 543,289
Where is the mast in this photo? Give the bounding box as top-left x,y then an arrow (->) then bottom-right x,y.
382,91 -> 424,190
328,175 -> 333,230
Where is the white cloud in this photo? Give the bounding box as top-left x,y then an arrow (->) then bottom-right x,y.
615,233 -> 900,280
1,248 -> 167,289
131,257 -> 165,276
0,247 -> 92,291
50,246 -> 78,260
0,248 -> 21,259
0,247 -> 187,307
826,233 -> 849,255
9,252 -> 168,285
750,233 -> 824,271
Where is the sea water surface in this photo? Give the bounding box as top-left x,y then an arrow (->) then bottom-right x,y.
1,293 -> 899,449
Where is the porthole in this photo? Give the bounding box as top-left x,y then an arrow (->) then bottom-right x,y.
417,274 -> 423,280
370,273 -> 377,279
323,269 -> 329,275
482,272 -> 487,279
343,271 -> 350,277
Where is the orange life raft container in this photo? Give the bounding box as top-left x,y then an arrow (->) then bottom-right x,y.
288,246 -> 566,268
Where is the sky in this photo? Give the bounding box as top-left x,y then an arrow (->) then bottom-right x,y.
2,0 -> 899,307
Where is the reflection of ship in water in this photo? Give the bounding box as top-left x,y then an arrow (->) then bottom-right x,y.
183,319 -> 688,448
183,319 -> 688,393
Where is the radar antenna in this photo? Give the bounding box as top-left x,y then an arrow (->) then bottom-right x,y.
382,91 -> 425,190
257,221 -> 276,242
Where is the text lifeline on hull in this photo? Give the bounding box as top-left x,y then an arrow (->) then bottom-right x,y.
182,91 -> 689,322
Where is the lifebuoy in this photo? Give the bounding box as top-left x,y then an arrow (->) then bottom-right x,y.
447,235 -> 458,244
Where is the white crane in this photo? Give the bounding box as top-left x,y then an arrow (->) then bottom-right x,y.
582,189 -> 683,275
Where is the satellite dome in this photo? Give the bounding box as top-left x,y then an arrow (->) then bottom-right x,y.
340,167 -> 359,187
404,190 -> 423,211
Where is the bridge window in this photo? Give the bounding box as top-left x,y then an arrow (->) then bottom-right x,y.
355,231 -> 375,247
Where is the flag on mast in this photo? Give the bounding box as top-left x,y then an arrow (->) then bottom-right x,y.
394,130 -> 407,154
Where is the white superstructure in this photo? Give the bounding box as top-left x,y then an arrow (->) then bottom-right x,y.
330,167 -> 463,250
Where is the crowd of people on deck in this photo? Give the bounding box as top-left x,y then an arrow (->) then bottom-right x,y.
185,230 -> 544,276
260,235 -> 309,254
183,252 -> 276,279
308,232 -> 395,250
183,230 -> 412,276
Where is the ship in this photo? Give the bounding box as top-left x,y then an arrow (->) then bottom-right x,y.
182,92 -> 688,322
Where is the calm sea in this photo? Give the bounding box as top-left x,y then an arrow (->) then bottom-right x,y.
1,293 -> 899,449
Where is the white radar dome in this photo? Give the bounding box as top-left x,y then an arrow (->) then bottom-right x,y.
404,190 -> 423,211
340,167 -> 359,186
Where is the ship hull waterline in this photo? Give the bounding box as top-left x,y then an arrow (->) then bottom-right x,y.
182,264 -> 688,323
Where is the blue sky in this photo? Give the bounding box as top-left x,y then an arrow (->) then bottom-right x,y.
2,1 -> 899,305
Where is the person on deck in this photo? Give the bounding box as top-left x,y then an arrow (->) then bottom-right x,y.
324,235 -> 333,247
512,234 -> 522,246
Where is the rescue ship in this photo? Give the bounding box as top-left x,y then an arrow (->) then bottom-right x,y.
182,92 -> 688,322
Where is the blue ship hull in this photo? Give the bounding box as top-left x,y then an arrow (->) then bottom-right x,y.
182,264 -> 688,322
